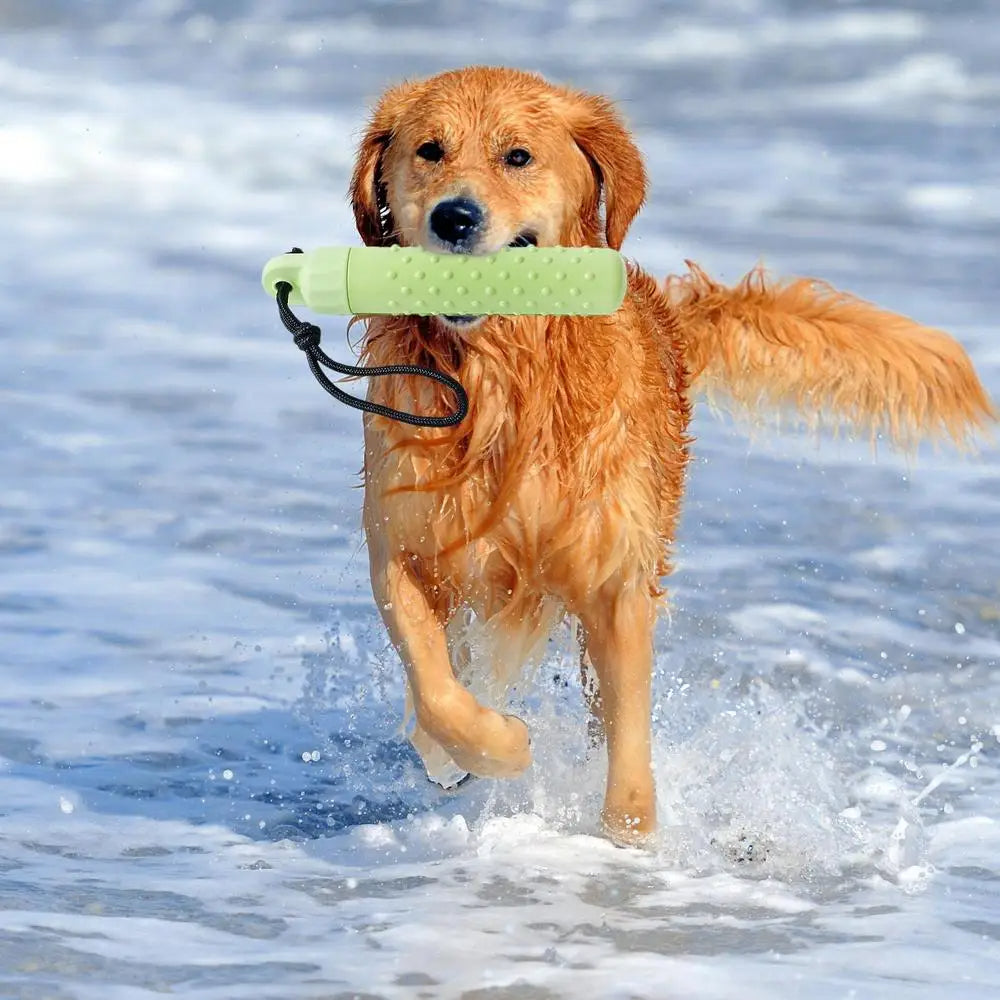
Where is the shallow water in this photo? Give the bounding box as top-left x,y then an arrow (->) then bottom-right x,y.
2,1 -> 1000,997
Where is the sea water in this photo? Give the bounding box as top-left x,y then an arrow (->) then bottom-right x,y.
1,1 -> 999,997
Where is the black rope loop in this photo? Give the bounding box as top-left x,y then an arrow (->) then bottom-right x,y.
273,255 -> 468,429
292,322 -> 322,352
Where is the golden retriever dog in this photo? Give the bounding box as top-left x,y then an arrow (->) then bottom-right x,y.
349,66 -> 994,845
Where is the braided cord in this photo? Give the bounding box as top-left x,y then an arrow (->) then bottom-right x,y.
274,279 -> 468,429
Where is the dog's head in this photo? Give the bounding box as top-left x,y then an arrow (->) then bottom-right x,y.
349,67 -> 646,328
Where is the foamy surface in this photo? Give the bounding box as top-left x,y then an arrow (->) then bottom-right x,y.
2,2 -> 999,996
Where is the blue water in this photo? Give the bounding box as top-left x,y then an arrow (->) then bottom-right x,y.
2,2 -> 999,997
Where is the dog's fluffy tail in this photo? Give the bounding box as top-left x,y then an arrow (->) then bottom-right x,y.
667,262 -> 995,447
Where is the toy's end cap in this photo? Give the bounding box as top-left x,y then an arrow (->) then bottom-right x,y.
261,252 -> 307,303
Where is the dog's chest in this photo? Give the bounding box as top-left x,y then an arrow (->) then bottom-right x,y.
364,425 -> 663,611
367,442 -> 560,553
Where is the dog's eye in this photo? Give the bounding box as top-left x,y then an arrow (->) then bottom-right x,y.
416,141 -> 444,162
504,148 -> 532,168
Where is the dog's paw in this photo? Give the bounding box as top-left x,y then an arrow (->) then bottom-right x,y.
410,723 -> 468,788
431,771 -> 476,793
447,712 -> 532,779
602,810 -> 657,850
601,789 -> 657,850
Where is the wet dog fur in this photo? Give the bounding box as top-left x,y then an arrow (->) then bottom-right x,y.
349,66 -> 994,845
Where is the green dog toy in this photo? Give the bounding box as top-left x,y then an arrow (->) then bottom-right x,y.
264,245 -> 627,429
262,245 -> 627,316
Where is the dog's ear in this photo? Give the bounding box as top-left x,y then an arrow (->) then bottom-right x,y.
350,81 -> 422,246
566,94 -> 647,249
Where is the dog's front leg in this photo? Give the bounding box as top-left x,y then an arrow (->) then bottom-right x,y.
579,588 -> 657,846
371,553 -> 532,779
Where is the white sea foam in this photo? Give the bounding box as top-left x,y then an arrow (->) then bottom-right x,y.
1,1 -> 998,997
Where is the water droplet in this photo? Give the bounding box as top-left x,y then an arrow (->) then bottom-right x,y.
870,739 -> 887,752
954,622 -> 966,634
222,768 -> 234,780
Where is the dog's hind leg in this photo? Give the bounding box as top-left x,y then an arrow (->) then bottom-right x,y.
372,553 -> 532,779
578,586 -> 657,846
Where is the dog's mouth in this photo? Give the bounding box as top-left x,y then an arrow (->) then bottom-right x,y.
508,231 -> 538,248
442,231 -> 537,325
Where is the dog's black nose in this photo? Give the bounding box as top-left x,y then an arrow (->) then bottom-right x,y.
430,198 -> 483,247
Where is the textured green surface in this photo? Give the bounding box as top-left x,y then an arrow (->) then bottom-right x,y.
262,247 -> 350,312
262,245 -> 626,316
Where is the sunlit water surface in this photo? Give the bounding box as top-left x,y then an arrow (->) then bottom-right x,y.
2,1 -> 1000,997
